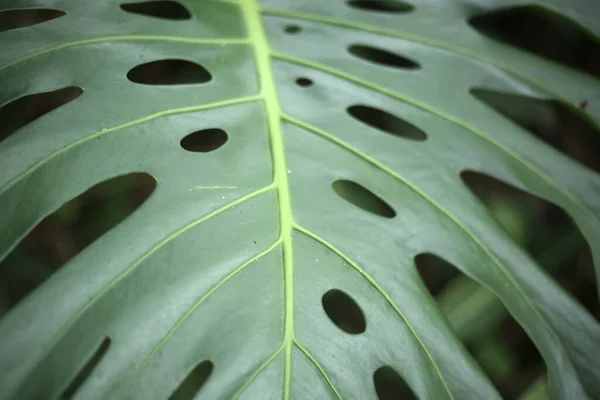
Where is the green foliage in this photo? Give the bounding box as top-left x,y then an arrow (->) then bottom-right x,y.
0,0 -> 599,399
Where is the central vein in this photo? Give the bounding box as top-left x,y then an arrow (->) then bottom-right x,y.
242,0 -> 295,398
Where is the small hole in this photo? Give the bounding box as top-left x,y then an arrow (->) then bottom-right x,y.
169,360 -> 213,400
347,105 -> 427,141
295,77 -> 313,87
0,173 -> 156,315
347,0 -> 413,13
322,289 -> 366,334
0,86 -> 83,143
332,179 -> 396,218
120,1 -> 191,20
348,44 -> 420,70
470,88 -> 600,174
180,128 -> 228,153
61,337 -> 111,399
0,8 -> 66,32
284,25 -> 301,34
127,59 -> 211,85
373,366 -> 417,400
469,5 -> 600,79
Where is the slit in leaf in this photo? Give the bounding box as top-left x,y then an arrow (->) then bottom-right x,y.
169,360 -> 213,400
60,337 -> 111,399
284,24 -> 301,34
0,86 -> 83,143
468,5 -> 600,79
120,1 -> 191,20
332,179 -> 396,218
0,173 -> 156,316
414,252 -> 546,398
347,0 -> 413,13
127,59 -> 211,85
460,170 -> 597,321
348,105 -> 427,141
180,128 -> 228,153
470,88 -> 600,173
322,289 -> 366,334
348,44 -> 420,70
373,366 -> 417,400
0,8 -> 66,32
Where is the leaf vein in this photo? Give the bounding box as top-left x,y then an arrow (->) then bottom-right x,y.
293,339 -> 343,400
294,225 -> 454,399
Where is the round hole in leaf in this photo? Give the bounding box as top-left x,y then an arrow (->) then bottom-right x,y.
322,289 -> 366,334
180,128 -> 228,153
127,59 -> 211,85
347,0 -> 413,13
348,44 -> 419,70
295,77 -> 313,87
0,8 -> 66,32
284,24 -> 301,34
332,179 -> 396,218
120,1 -> 191,20
373,366 -> 417,400
348,105 -> 427,141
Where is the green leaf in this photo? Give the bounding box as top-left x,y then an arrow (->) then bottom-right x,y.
1,1 -> 599,399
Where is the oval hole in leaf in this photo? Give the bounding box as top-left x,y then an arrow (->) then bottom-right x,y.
120,1 -> 191,20
414,252 -> 548,397
322,289 -> 366,334
332,180 -> 396,218
0,8 -> 66,32
347,0 -> 413,13
0,86 -> 83,143
348,44 -> 420,70
295,77 -> 313,87
348,105 -> 427,141
180,128 -> 228,153
460,170 -> 597,321
0,173 -> 156,317
61,337 -> 111,399
468,5 -> 600,79
127,59 -> 211,85
470,88 -> 600,174
284,24 -> 301,34
169,360 -> 213,400
373,366 -> 417,400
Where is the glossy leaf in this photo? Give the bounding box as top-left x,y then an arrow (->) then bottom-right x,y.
1,1 -> 599,400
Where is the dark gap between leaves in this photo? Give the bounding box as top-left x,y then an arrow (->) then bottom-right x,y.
0,173 -> 155,319
127,59 -> 211,85
469,5 -> 600,79
461,170 -> 598,321
0,8 -> 66,32
332,179 -> 396,219
415,252 -> 546,398
60,337 -> 111,399
470,88 -> 600,174
322,289 -> 367,334
120,1 -> 191,20
168,360 -> 213,400
0,87 -> 83,143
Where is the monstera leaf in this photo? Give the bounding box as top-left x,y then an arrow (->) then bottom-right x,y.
1,0 -> 599,399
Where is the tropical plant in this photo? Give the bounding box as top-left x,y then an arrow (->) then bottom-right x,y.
0,0 -> 599,399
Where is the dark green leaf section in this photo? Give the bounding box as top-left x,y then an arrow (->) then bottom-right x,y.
0,1 -> 599,400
